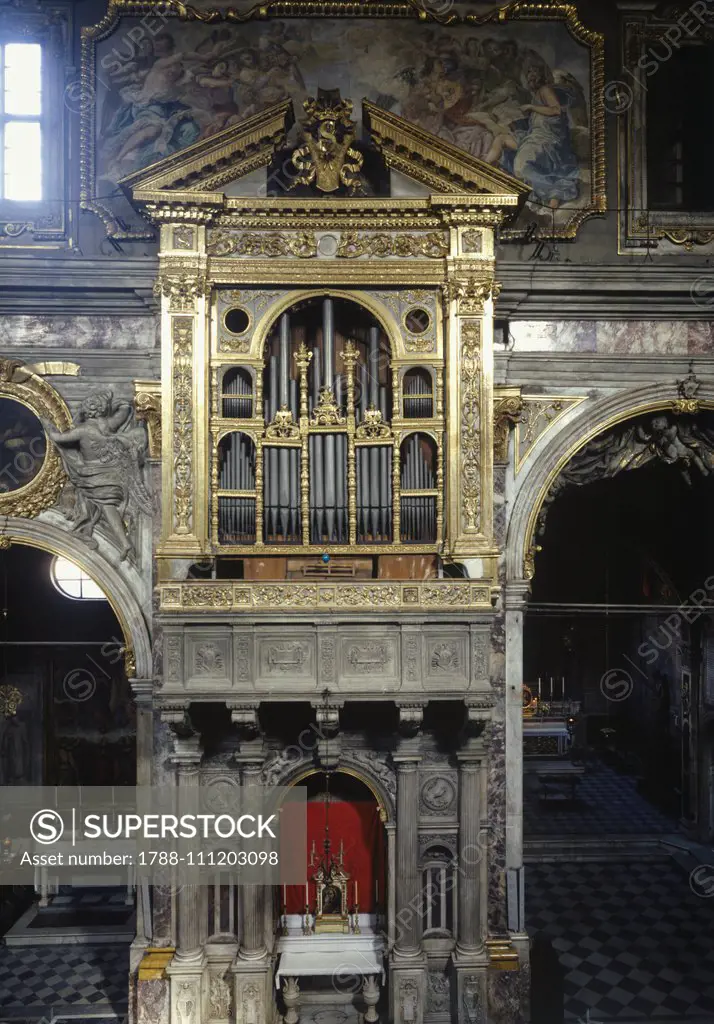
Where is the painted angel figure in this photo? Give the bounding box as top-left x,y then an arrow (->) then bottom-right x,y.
44,389 -> 153,561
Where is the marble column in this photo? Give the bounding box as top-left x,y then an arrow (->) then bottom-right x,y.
452,743 -> 489,1024
504,579 -> 530,933
131,679 -> 153,948
390,748 -> 426,1024
171,734 -> 203,960
456,752 -> 483,955
232,750 -> 271,1024
166,734 -> 205,1024
238,759 -> 266,959
393,753 -> 422,957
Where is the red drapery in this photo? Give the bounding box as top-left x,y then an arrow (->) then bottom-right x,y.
282,800 -> 385,914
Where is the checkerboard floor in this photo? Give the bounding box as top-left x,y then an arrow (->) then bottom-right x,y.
525,762 -> 677,836
526,860 -> 714,1020
0,945 -> 128,1018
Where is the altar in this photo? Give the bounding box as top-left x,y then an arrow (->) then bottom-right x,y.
275,918 -> 385,1024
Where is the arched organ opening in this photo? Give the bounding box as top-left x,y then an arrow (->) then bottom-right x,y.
212,294 -> 444,559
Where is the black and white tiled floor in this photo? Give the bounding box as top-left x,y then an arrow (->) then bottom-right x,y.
526,860 -> 714,1020
524,763 -> 677,836
0,945 -> 128,1019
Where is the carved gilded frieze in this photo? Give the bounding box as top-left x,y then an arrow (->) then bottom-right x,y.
460,320 -> 482,535
171,318 -> 194,536
158,580 -> 494,612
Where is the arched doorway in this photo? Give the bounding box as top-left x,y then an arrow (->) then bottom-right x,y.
511,404 -> 714,1023
278,769 -> 387,1021
0,540 -> 138,1017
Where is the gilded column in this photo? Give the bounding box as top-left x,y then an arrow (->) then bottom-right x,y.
156,223 -> 210,557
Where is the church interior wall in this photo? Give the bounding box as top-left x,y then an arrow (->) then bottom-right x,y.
0,1 -> 713,1022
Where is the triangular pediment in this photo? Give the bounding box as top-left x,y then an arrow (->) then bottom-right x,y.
119,100 -> 295,201
362,101 -> 530,201
121,95 -> 529,208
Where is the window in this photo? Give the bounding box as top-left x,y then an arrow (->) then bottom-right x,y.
647,45 -> 714,212
51,556 -> 107,601
1,42 -> 42,201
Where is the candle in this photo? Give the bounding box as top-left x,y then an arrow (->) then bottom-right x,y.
375,879 -> 379,906
305,882 -> 309,908
561,676 -> 565,699
355,880 -> 358,906
537,677 -> 541,699
549,676 -> 553,700
283,885 -> 287,907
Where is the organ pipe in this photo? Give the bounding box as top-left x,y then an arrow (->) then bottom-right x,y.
216,298 -> 445,550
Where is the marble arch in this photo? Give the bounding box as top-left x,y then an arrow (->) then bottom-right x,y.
0,514 -> 152,679
273,756 -> 396,826
505,379 -> 714,585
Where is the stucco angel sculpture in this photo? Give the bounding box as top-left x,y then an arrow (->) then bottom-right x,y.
537,413 -> 714,537
44,388 -> 153,561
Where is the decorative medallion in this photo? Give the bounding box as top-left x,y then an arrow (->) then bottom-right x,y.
420,775 -> 456,814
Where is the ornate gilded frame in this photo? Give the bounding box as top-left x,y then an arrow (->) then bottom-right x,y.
0,362 -> 72,518
80,0 -> 605,241
617,9 -> 714,252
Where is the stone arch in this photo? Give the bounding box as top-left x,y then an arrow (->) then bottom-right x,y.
505,380 -> 714,584
0,514 -> 152,678
270,754 -> 396,825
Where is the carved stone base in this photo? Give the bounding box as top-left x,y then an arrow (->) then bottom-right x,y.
451,964 -> 487,1024
231,960 -> 272,1024
166,954 -> 205,1024
390,959 -> 426,1024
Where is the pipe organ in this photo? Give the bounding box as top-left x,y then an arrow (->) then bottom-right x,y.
211,294 -> 445,555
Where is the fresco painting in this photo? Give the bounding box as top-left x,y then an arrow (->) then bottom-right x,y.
94,17 -> 593,228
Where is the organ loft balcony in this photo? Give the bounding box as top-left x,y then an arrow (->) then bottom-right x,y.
122,91 -> 529,619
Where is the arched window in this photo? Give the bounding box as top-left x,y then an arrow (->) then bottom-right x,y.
217,432 -> 256,544
221,368 -> 253,418
262,296 -> 393,546
50,556 -> 107,601
421,845 -> 456,936
400,433 -> 437,543
402,368 -> 433,419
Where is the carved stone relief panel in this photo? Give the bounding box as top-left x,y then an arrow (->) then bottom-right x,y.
338,631 -> 399,688
256,634 -> 316,688
186,633 -> 231,687
165,633 -> 184,685
234,632 -> 253,685
419,773 -> 458,818
424,634 -> 468,688
470,630 -> 490,687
